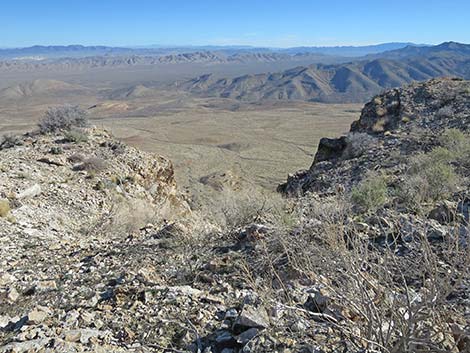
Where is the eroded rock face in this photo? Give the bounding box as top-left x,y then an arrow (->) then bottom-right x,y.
280,78 -> 470,196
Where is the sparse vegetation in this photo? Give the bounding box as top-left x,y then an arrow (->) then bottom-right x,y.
436,105 -> 454,118
398,128 -> 469,210
63,128 -> 88,143
0,134 -> 22,150
38,105 -> 89,134
400,154 -> 459,210
0,199 -> 11,217
351,173 -> 388,212
73,157 -> 107,172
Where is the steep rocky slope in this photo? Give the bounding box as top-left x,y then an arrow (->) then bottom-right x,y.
280,77 -> 470,195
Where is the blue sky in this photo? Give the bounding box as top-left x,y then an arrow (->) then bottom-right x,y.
1,0 -> 469,48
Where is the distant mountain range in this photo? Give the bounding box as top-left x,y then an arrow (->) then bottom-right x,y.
0,51 -> 346,71
179,42 -> 470,103
0,42 -> 420,60
1,42 -> 468,105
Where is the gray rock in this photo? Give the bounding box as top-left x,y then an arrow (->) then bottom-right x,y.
224,308 -> 238,319
235,305 -> 269,329
304,291 -> 329,313
236,328 -> 259,344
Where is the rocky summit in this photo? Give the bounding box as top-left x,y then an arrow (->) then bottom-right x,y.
1,78 -> 470,353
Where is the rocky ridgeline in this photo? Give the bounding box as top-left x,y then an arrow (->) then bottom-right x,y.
280,77 -> 470,195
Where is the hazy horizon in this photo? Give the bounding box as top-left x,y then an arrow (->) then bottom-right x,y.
1,0 -> 469,48
0,41 -> 434,50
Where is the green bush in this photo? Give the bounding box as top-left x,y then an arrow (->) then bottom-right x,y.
439,128 -> 468,154
438,128 -> 470,168
400,149 -> 460,210
0,134 -> 23,150
351,174 -> 388,213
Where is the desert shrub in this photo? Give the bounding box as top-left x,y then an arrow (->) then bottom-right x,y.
241,195 -> 469,352
101,140 -> 127,155
73,157 -> 107,172
67,153 -> 85,164
439,128 -> 467,152
49,146 -> 63,155
0,199 -> 10,217
0,134 -> 23,150
436,105 -> 454,119
343,132 -> 376,159
439,128 -> 470,167
208,188 -> 286,233
400,149 -> 460,210
38,105 -> 88,134
63,129 -> 88,143
351,173 -> 388,213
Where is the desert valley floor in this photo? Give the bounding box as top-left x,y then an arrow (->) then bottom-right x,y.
0,64 -> 360,203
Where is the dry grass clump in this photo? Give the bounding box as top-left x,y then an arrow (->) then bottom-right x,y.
63,129 -> 89,143
0,134 -> 23,150
0,199 -> 11,217
38,105 -> 88,134
73,157 -> 107,172
208,188 -> 287,233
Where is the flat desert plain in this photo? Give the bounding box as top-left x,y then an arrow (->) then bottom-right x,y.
0,64 -> 361,203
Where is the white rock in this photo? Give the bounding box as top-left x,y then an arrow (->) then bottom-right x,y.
7,287 -> 20,302
17,184 -> 42,200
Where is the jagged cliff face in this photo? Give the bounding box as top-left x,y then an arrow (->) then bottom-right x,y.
279,78 -> 470,195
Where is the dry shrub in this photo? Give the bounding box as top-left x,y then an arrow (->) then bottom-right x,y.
86,196 -> 166,238
38,105 -> 88,134
241,195 -> 470,352
0,199 -> 11,217
63,128 -> 88,143
0,134 -> 23,150
208,188 -> 286,233
73,157 -> 107,172
439,128 -> 470,168
343,132 -> 377,159
400,148 -> 460,210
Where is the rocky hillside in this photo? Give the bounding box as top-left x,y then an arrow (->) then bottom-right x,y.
181,43 -> 470,103
0,127 -> 196,351
275,78 -> 470,351
1,79 -> 470,352
280,77 -> 470,195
